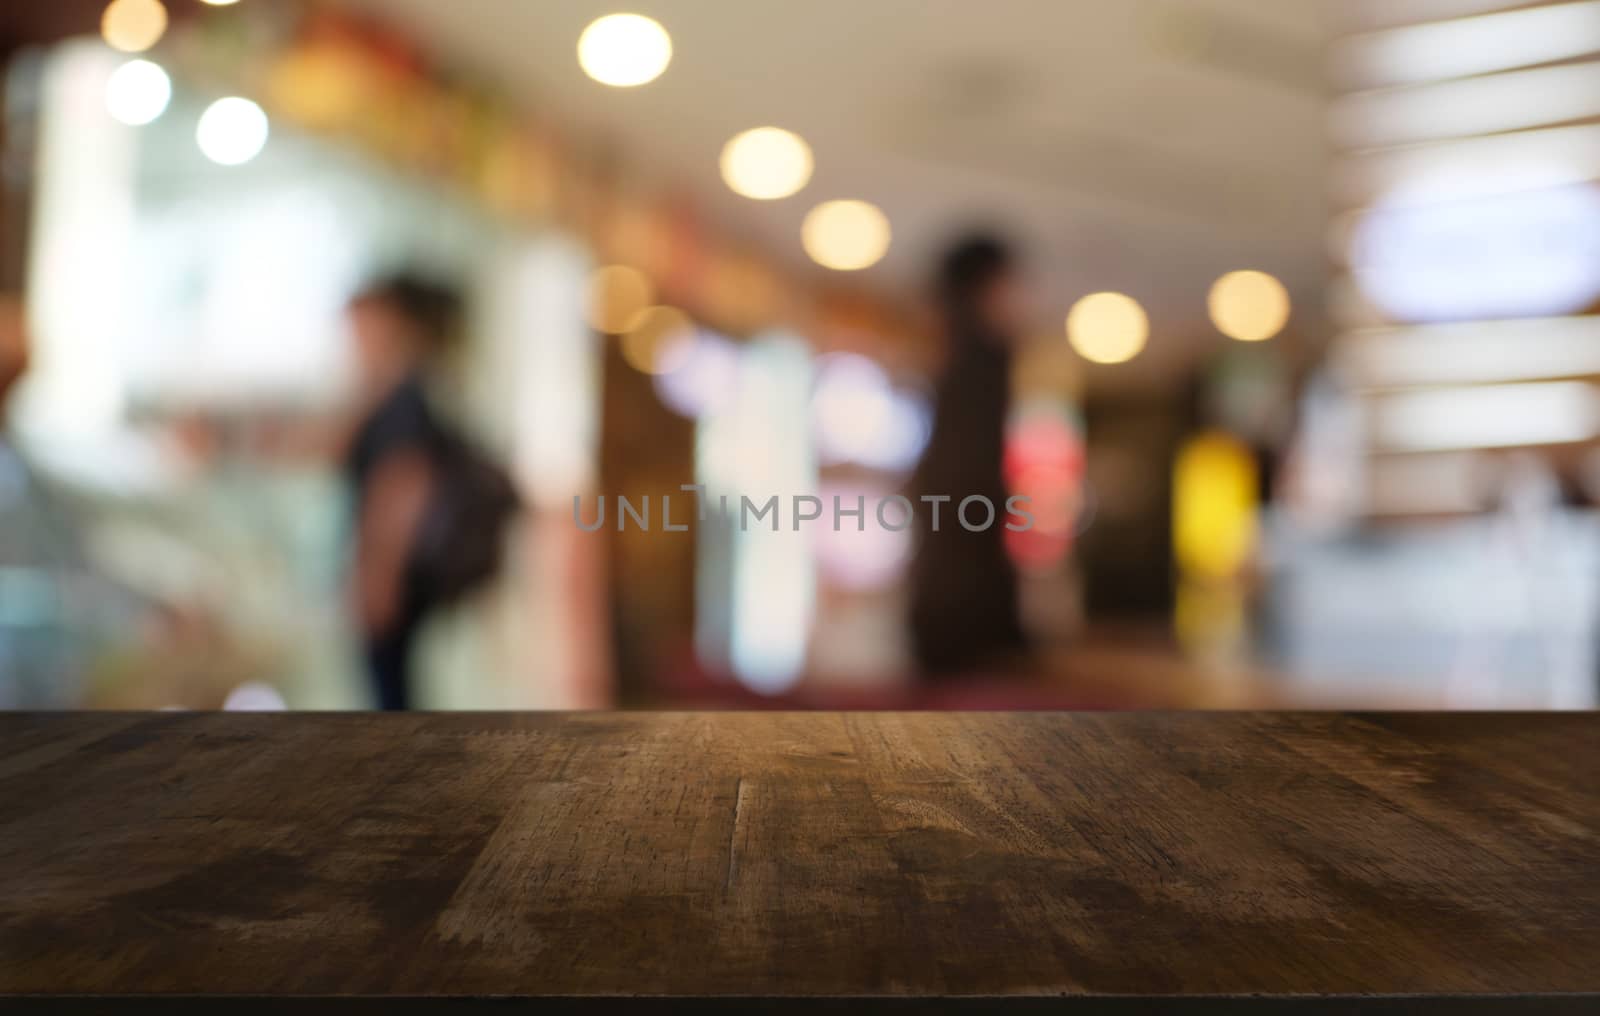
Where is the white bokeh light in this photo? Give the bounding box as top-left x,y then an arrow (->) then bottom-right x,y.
813,484 -> 914,592
801,200 -> 891,271
654,329 -> 740,419
1354,183 -> 1600,323
1067,291 -> 1149,364
811,353 -> 930,472
105,59 -> 171,126
196,96 -> 269,166
222,682 -> 287,711
720,127 -> 814,200
577,14 -> 673,87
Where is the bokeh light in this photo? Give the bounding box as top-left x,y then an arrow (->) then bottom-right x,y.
1173,431 -> 1259,580
720,127 -> 813,200
195,97 -> 269,166
105,59 -> 171,126
654,329 -> 740,419
802,200 -> 891,271
812,354 -> 892,459
621,305 -> 695,375
587,264 -> 654,334
101,0 -> 169,54
813,483 -> 914,592
1353,184 -> 1600,323
222,682 -> 287,711
1209,270 -> 1290,342
1003,403 -> 1086,572
811,353 -> 929,472
577,14 -> 673,87
1066,291 -> 1148,365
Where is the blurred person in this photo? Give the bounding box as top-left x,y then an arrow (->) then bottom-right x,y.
343,275 -> 518,710
908,235 -> 1031,677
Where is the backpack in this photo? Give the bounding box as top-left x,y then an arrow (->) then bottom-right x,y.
409,431 -> 521,607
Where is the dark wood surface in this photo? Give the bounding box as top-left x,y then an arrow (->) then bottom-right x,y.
1,712 -> 1596,1008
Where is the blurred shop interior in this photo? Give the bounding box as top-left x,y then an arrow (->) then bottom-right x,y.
1,0 -> 1598,710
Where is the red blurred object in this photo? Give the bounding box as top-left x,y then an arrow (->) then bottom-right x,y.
1002,412 -> 1085,570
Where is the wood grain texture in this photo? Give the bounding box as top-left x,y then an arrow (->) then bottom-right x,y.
0,712 -> 1596,1005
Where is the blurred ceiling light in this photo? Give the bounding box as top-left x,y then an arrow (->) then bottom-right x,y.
1345,317 -> 1600,388
801,200 -> 891,271
201,0 -> 242,5
577,14 -> 672,87
105,59 -> 171,126
1066,292 -> 1148,365
1372,381 -> 1600,452
621,305 -> 695,375
1331,2 -> 1600,90
195,96 -> 269,166
1208,270 -> 1290,343
587,264 -> 654,334
1330,62 -> 1600,149
101,0 -> 168,54
720,127 -> 814,200
654,329 -> 739,419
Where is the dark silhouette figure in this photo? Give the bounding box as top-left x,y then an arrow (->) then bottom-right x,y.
343,275 -> 517,710
909,235 -> 1030,677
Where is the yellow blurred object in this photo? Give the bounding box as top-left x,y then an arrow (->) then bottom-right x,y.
1174,577 -> 1249,663
1209,270 -> 1290,343
267,45 -> 374,131
1172,430 -> 1259,581
720,128 -> 814,200
588,265 -> 655,334
480,133 -> 557,221
621,306 -> 694,375
101,0 -> 168,54
1173,431 -> 1259,665
1066,292 -> 1148,365
801,200 -> 891,271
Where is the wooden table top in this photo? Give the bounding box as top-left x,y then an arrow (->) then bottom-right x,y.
1,711 -> 1596,1010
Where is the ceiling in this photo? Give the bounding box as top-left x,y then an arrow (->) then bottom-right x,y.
351,0 -> 1333,369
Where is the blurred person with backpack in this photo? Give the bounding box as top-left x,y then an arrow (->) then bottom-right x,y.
343,274 -> 518,710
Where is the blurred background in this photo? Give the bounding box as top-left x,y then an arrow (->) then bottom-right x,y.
1,0 -> 1597,711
